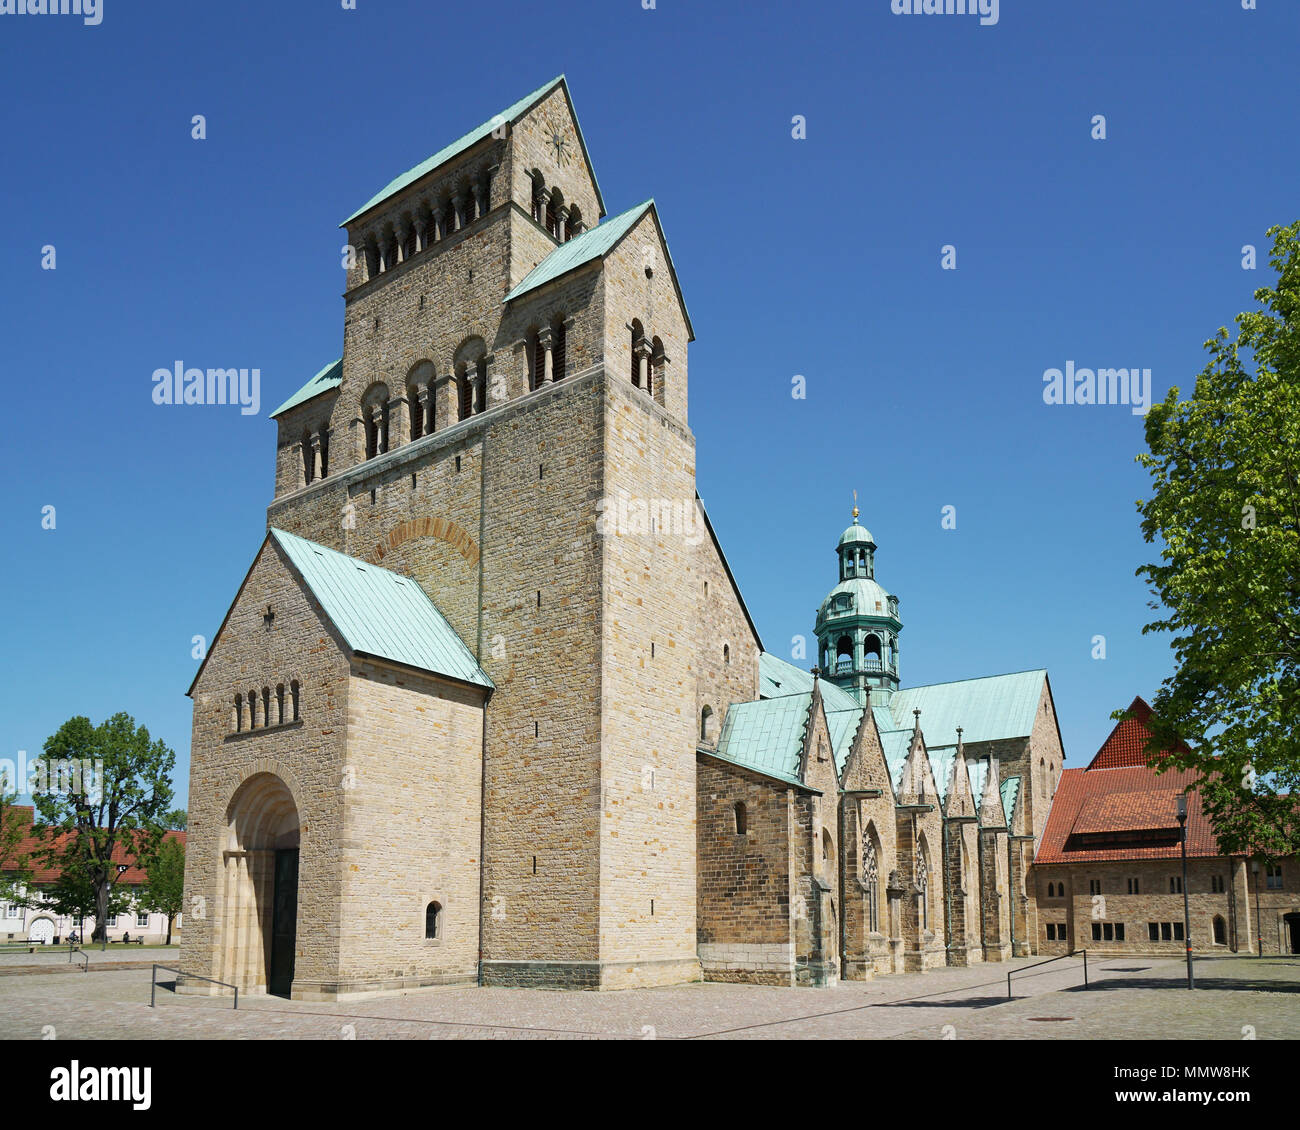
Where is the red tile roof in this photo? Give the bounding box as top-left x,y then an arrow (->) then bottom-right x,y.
1037,700 -> 1220,863
2,806 -> 185,885
1088,695 -> 1189,769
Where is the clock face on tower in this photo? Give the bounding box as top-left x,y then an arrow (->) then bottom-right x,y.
542,112 -> 572,166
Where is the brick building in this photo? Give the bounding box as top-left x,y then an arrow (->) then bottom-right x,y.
180,76 -> 1067,998
1031,697 -> 1300,958
1,806 -> 184,945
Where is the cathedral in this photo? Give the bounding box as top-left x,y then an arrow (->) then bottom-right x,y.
180,76 -> 1065,998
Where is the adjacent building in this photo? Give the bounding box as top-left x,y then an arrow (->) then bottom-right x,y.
1032,697 -> 1300,957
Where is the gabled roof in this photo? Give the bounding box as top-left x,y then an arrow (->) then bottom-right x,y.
270,358 -> 343,419
271,529 -> 492,689
1038,699 -> 1217,863
341,76 -> 605,226
504,199 -> 695,340
711,692 -> 812,787
759,654 -> 863,770
888,670 -> 1050,748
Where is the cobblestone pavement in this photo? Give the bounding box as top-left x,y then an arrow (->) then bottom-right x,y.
0,954 -> 1295,1040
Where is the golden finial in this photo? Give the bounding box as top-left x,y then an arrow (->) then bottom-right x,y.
852,489 -> 859,521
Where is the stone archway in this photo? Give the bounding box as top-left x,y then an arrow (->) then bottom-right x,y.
218,773 -> 300,996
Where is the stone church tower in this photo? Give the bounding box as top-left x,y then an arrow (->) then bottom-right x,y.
181,76 -> 761,998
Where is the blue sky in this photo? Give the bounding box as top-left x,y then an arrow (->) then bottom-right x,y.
1,0 -> 1296,806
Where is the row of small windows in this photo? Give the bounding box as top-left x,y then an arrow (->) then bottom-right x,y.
530,173 -> 585,242
1048,918 -> 1230,946
1067,874 -> 1240,896
355,168 -> 496,283
233,681 -> 300,732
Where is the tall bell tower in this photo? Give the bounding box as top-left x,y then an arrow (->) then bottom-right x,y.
814,503 -> 903,705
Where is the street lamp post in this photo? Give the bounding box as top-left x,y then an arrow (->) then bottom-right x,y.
1176,794 -> 1194,990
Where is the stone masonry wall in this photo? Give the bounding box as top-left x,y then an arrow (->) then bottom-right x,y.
182,539 -> 351,995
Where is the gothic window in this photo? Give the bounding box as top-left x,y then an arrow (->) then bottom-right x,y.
734,802 -> 747,835
425,902 -> 441,940
917,843 -> 930,930
863,832 -> 880,932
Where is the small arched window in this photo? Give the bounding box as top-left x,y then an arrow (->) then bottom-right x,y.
262,687 -> 271,727
545,195 -> 558,238
734,802 -> 747,835
234,693 -> 243,733
700,705 -> 713,743
425,901 -> 441,940
551,318 -> 567,381
650,337 -> 664,399
457,365 -> 471,420
248,689 -> 258,729
723,644 -> 730,665
408,384 -> 423,441
301,430 -> 314,485
290,680 -> 300,722
474,357 -> 488,414
528,329 -> 545,391
630,320 -> 644,388
276,684 -> 286,725
566,205 -> 582,241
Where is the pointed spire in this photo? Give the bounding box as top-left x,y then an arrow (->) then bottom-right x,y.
913,708 -> 922,736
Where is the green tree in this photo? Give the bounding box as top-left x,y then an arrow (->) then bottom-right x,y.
43,857 -> 130,939
31,713 -> 175,949
140,837 -> 185,945
1132,221 -> 1300,857
165,808 -> 187,831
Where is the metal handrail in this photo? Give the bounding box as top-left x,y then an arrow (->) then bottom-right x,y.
1007,948 -> 1088,999
68,944 -> 87,971
150,964 -> 239,1010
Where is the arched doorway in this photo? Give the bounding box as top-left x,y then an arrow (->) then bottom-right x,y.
221,773 -> 300,996
28,917 -> 54,945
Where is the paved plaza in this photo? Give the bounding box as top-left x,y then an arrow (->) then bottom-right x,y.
0,952 -> 1296,1040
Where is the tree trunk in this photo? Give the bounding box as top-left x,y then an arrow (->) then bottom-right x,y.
165,915 -> 172,946
95,875 -> 109,951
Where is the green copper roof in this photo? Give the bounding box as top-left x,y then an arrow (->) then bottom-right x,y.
889,670 -> 1047,746
270,358 -> 343,418
712,693 -> 811,787
1000,776 -> 1021,825
818,576 -> 896,622
826,707 -> 865,775
505,199 -> 652,303
838,520 -> 875,548
759,653 -> 861,713
929,748 -> 956,804
968,759 -> 989,807
271,528 -> 492,689
342,76 -> 605,226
